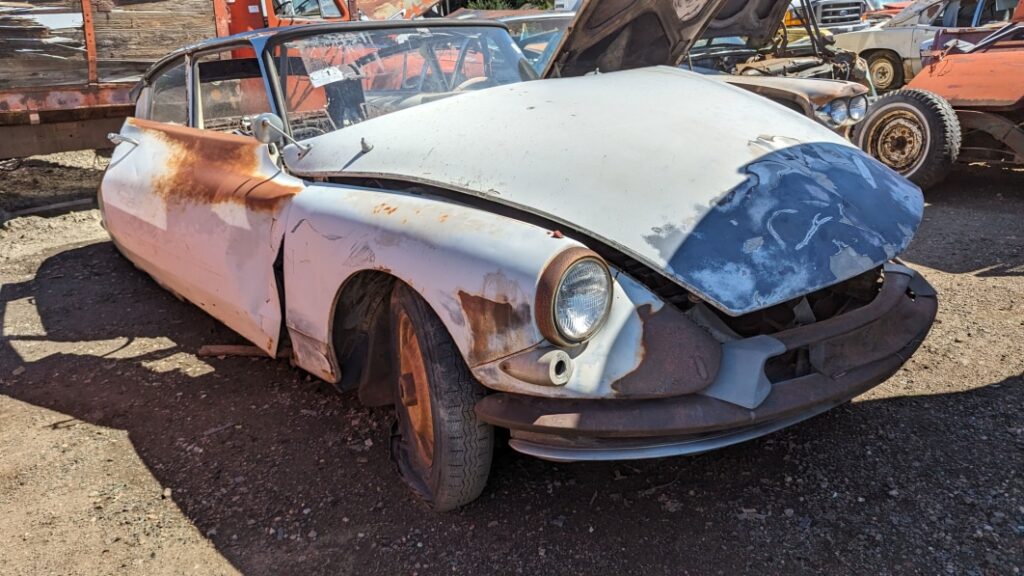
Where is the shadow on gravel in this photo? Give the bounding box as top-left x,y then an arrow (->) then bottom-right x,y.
3,240 -> 1023,575
902,165 -> 1024,277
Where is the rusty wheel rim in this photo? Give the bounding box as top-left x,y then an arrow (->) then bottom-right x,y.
866,108 -> 928,174
397,309 -> 435,468
870,59 -> 895,91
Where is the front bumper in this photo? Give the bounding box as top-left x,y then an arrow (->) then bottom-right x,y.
475,264 -> 937,462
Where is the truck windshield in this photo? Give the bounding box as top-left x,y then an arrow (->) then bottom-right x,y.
270,26 -> 535,140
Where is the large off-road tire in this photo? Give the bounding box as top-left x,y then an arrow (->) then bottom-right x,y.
388,283 -> 493,511
853,89 -> 961,191
866,51 -> 904,92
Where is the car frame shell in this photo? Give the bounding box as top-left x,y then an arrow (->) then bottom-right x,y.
100,16 -> 936,506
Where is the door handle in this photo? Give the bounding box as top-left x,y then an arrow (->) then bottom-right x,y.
107,133 -> 139,146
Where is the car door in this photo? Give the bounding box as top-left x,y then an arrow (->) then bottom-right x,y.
100,46 -> 303,355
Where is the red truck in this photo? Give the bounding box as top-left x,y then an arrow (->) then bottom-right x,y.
0,0 -> 437,159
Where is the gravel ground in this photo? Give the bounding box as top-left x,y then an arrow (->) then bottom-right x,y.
0,156 -> 1021,575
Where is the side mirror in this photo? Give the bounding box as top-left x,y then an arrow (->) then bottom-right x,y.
251,112 -> 286,146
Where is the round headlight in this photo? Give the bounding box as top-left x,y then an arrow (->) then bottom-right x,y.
536,248 -> 612,345
849,95 -> 868,122
829,99 -> 849,125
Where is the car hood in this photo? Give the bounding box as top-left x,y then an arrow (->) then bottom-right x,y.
282,67 -> 924,316
883,0 -> 944,28
700,0 -> 791,46
540,0 -> 729,77
714,74 -> 868,106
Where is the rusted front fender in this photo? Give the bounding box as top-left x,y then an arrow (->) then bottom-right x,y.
282,182 -> 720,400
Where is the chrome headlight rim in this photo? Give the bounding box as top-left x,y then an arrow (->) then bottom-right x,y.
849,95 -> 869,122
536,248 -> 613,346
829,98 -> 850,126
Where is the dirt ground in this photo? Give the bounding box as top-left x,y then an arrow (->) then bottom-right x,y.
1,153 -> 1022,575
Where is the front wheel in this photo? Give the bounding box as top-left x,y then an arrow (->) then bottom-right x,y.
866,51 -> 903,92
389,283 -> 493,511
853,89 -> 961,191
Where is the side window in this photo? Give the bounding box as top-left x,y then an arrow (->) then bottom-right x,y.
148,59 -> 188,125
273,0 -> 338,18
937,0 -> 978,26
194,49 -> 271,133
954,0 -> 980,26
978,0 -> 1018,23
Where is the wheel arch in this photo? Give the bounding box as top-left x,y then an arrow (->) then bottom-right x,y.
282,182 -> 581,394
327,269 -> 400,406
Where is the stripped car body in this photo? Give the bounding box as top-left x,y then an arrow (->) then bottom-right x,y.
693,0 -> 870,83
100,2 -> 935,509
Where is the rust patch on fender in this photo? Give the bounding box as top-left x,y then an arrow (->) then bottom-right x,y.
129,118 -> 301,213
611,304 -> 722,398
458,290 -> 531,366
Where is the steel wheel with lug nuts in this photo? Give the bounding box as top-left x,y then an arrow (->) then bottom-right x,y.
867,51 -> 903,92
853,89 -> 961,191
388,283 -> 493,511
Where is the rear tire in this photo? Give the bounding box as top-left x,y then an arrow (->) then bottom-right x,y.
866,51 -> 904,91
388,283 -> 493,511
853,89 -> 961,191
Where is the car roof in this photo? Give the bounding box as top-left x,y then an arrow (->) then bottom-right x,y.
142,19 -> 510,83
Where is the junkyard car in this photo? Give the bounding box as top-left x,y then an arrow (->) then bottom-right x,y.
101,0 -> 937,511
833,0 -> 1020,90
853,3 -> 1024,188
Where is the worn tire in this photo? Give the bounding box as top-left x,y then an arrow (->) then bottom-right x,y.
866,51 -> 904,91
853,89 -> 961,191
388,283 -> 493,511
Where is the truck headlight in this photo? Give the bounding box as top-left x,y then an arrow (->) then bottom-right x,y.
849,95 -> 868,122
536,248 -> 612,345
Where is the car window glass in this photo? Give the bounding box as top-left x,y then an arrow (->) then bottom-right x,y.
148,59 -> 188,125
979,0 -> 1018,22
955,0 -> 980,26
271,27 -> 533,140
273,0 -> 330,18
195,49 -> 271,133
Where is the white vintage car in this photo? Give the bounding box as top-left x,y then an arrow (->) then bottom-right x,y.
100,0 -> 937,510
833,0 -> 1020,90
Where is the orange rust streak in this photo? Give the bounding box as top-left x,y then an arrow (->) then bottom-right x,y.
129,118 -> 301,213
372,203 -> 398,215
457,291 -> 531,366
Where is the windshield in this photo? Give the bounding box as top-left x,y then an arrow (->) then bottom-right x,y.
503,16 -> 572,73
271,26 -> 534,140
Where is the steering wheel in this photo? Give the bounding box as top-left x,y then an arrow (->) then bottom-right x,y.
453,76 -> 493,91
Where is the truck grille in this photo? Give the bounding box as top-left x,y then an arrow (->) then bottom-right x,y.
815,0 -> 864,25
816,1 -> 864,26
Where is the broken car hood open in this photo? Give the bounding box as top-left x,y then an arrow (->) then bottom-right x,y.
540,0 -> 729,77
700,0 -> 792,46
282,67 -> 924,316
